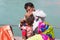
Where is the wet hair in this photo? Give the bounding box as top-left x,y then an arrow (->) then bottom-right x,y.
20,14 -> 34,27
20,20 -> 26,27
24,2 -> 34,9
26,14 -> 34,26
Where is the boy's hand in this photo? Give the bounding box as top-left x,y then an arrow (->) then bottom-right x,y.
21,26 -> 26,30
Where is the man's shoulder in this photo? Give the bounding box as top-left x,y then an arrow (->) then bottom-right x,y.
35,9 -> 44,12
33,9 -> 46,17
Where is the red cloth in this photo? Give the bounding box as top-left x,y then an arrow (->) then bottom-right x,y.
22,30 -> 27,37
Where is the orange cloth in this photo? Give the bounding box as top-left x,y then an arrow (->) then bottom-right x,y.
0,25 -> 14,40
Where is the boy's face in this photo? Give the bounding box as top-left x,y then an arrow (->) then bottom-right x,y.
26,26 -> 33,37
26,6 -> 34,12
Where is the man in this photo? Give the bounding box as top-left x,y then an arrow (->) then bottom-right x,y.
20,2 -> 35,31
20,2 -> 46,30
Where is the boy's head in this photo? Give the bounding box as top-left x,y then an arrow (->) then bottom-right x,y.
26,14 -> 34,26
24,2 -> 35,12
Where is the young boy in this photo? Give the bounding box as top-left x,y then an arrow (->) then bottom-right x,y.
20,14 -> 34,40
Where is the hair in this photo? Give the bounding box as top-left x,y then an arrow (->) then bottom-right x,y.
20,14 -> 34,26
24,2 -> 34,9
20,20 -> 26,27
26,14 -> 34,26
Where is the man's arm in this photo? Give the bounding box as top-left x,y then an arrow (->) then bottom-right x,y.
38,10 -> 46,21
